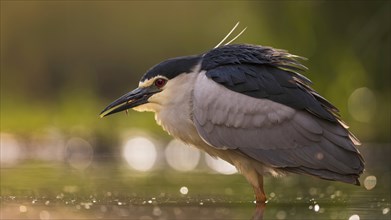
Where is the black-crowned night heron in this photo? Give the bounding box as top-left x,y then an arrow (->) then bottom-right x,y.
100,27 -> 364,203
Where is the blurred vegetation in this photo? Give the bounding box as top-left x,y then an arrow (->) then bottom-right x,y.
1,1 -> 390,142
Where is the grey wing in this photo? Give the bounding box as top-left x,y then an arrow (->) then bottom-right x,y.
192,73 -> 364,184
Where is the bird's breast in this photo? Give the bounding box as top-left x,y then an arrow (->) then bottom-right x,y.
155,105 -> 204,146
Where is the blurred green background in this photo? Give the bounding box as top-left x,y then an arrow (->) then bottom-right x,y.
1,1 -> 390,141
1,1 -> 390,219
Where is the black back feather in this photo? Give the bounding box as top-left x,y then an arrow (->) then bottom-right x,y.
201,44 -> 339,122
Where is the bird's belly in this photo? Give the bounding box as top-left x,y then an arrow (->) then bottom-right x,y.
153,101 -> 279,177
155,111 -> 227,159
156,112 -> 277,176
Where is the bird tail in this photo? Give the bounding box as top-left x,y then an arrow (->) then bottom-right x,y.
282,166 -> 361,186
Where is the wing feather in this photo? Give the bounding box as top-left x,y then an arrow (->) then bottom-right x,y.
193,73 -> 364,183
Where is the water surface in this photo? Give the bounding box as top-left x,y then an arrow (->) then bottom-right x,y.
1,144 -> 390,219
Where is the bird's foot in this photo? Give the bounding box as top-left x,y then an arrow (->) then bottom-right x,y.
255,194 -> 267,204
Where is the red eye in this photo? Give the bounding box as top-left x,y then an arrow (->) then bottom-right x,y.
154,78 -> 167,88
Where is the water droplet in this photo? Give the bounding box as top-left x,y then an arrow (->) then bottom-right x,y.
19,205 -> 27,213
56,193 -> 64,199
81,202 -> 92,209
180,186 -> 188,195
314,204 -> 320,212
270,192 -> 276,198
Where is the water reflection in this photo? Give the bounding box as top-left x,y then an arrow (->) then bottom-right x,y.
3,197 -> 389,220
0,133 -> 390,219
252,203 -> 266,220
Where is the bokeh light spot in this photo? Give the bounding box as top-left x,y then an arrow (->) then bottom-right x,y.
315,152 -> 324,160
314,204 -> 320,212
349,214 -> 360,220
348,87 -> 376,122
0,133 -> 22,166
65,137 -> 93,170
204,153 -> 237,175
180,186 -> 188,195
364,175 -> 377,190
19,205 -> 27,213
123,137 -> 157,171
165,139 -> 200,172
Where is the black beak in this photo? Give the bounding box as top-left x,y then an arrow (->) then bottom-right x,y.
99,87 -> 158,118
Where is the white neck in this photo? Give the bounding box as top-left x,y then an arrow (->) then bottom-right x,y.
133,71 -> 201,144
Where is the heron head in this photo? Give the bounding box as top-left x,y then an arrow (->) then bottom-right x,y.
99,55 -> 201,117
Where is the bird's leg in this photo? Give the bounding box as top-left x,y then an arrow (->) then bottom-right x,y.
253,174 -> 267,203
232,158 -> 267,203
